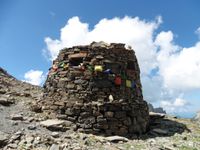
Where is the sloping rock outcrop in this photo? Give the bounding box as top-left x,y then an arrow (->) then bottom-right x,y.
148,103 -> 166,114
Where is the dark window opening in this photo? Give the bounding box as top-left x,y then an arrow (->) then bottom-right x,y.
69,58 -> 83,66
68,52 -> 87,66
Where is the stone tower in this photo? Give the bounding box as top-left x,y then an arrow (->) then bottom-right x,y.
42,42 -> 149,136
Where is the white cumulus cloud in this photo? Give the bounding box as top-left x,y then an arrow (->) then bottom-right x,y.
161,98 -> 189,113
24,70 -> 45,86
155,31 -> 180,62
160,42 -> 200,91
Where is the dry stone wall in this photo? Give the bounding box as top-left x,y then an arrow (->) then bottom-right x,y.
42,42 -> 149,136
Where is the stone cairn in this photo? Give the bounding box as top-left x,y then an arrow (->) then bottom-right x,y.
42,42 -> 149,136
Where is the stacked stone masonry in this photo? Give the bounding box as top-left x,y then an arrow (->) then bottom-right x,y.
43,41 -> 149,136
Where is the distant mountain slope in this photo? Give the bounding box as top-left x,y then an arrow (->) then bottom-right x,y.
148,103 -> 166,114
0,67 -> 15,78
0,67 -> 42,98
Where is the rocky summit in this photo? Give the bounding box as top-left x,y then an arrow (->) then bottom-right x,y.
0,43 -> 200,150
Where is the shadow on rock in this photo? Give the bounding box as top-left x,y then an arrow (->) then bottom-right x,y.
138,113 -> 191,140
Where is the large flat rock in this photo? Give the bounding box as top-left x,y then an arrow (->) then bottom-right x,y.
40,119 -> 65,127
40,119 -> 73,131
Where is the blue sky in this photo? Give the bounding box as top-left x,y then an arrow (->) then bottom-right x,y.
1,0 -> 200,117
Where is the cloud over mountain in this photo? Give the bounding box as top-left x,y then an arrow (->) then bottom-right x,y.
24,70 -> 45,86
